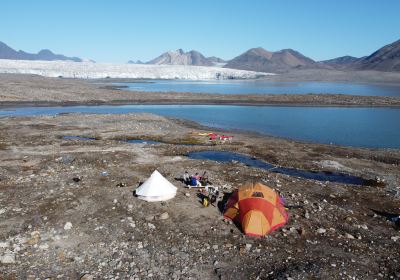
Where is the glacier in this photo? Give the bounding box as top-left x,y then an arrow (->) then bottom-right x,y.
0,59 -> 273,80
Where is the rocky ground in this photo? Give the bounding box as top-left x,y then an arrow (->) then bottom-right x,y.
1,74 -> 400,107
0,113 -> 399,279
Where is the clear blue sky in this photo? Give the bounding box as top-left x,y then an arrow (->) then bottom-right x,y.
1,0 -> 399,63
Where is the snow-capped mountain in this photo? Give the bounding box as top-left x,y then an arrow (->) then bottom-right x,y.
147,49 -> 220,66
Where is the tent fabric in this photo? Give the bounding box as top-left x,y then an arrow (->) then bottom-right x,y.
224,182 -> 288,237
135,170 -> 177,202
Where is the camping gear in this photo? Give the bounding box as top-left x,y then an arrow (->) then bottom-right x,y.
202,186 -> 220,207
224,182 -> 288,237
135,170 -> 177,202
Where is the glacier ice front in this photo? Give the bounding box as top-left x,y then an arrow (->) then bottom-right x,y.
0,59 -> 273,80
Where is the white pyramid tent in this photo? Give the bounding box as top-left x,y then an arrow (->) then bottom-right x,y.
135,170 -> 178,202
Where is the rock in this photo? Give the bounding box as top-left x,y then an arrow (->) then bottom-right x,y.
185,193 -> 190,197
304,211 -> 310,219
64,222 -> 73,230
0,208 -> 6,215
289,227 -> 297,233
245,243 -> 252,251
0,241 -> 8,248
80,274 -> 94,280
72,177 -> 81,183
316,228 -> 326,234
212,245 -> 219,250
145,215 -> 155,221
345,233 -> 355,239
391,236 -> 400,242
360,224 -> 368,230
0,252 -> 15,264
158,212 -> 169,220
148,223 -> 156,230
39,244 -> 49,250
297,228 -> 306,235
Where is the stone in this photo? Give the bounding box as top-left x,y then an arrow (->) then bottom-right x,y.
158,212 -> 169,220
391,236 -> 400,242
345,233 -> 355,239
245,243 -> 252,251
185,193 -> 190,197
80,274 -> 94,280
148,223 -> 156,230
39,244 -> 49,250
0,252 -> 15,264
64,222 -> 73,230
145,215 -> 155,221
316,228 -> 326,234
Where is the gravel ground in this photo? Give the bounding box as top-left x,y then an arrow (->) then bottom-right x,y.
0,113 -> 399,279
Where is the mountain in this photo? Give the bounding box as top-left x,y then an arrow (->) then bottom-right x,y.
0,41 -> 83,62
147,49 -> 214,66
207,56 -> 226,64
320,55 -> 360,67
224,47 -> 317,73
352,39 -> 400,72
127,60 -> 144,64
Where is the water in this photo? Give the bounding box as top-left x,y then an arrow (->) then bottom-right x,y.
125,139 -> 161,145
1,105 -> 400,149
114,80 -> 400,97
62,136 -> 96,141
187,151 -> 371,186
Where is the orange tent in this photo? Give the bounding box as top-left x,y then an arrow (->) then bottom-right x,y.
224,182 -> 288,237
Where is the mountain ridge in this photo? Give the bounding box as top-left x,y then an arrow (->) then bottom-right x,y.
0,41 -> 83,62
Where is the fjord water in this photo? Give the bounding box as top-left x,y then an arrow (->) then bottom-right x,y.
115,80 -> 400,97
2,105 -> 400,149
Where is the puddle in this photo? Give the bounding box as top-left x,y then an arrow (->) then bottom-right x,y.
187,151 -> 375,186
125,139 -> 162,145
62,136 -> 97,141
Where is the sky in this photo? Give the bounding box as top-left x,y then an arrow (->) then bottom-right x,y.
1,0 -> 399,63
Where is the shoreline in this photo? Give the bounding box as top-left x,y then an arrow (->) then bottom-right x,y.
2,99 -> 400,109
1,74 -> 400,108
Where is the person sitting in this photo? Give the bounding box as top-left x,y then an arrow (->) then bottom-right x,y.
200,171 -> 209,186
190,176 -> 199,188
183,171 -> 190,185
193,172 -> 200,180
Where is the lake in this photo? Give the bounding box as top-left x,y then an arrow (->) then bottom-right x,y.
1,105 -> 400,149
114,80 -> 400,97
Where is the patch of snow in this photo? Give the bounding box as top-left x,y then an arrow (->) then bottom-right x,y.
0,59 -> 273,80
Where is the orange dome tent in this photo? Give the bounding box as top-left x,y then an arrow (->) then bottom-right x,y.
223,182 -> 288,237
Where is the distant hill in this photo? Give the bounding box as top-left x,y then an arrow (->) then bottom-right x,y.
0,41 -> 83,62
147,49 -> 216,66
352,39 -> 400,72
127,60 -> 144,64
319,55 -> 360,68
224,47 -> 317,73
